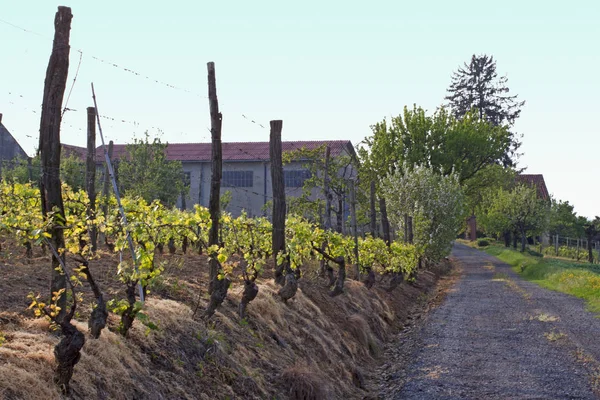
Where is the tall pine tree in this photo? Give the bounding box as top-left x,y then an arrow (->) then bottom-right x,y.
446,54 -> 524,167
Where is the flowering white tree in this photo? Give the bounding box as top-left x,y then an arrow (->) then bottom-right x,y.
382,165 -> 465,263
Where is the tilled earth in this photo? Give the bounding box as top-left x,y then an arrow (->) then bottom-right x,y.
377,243 -> 600,399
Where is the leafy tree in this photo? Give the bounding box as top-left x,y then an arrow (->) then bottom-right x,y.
360,106 -> 514,239
118,133 -> 185,207
2,153 -> 88,191
1,157 -> 40,183
282,145 -> 355,232
362,106 -> 512,184
547,199 -> 586,239
445,54 -> 525,166
60,153 -> 86,191
382,165 -> 465,263
480,184 -> 548,252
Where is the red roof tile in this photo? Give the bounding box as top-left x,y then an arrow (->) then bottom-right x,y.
516,174 -> 550,200
89,140 -> 353,163
61,144 -> 86,159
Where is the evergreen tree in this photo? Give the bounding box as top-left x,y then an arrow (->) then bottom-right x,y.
445,54 -> 525,167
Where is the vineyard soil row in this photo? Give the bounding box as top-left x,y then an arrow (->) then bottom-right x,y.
0,240 -> 452,399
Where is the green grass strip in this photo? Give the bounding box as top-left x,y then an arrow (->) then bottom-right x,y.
478,243 -> 600,313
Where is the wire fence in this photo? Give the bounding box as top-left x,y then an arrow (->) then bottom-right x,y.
541,235 -> 600,263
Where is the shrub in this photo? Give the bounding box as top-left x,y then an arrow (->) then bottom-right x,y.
477,239 -> 490,247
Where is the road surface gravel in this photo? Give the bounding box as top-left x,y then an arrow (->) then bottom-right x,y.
378,243 -> 600,399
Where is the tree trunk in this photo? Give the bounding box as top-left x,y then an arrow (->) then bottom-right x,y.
238,270 -> 259,319
329,256 -> 346,297
407,216 -> 414,244
38,6 -> 72,324
118,283 -> 137,336
589,236 -> 594,264
205,62 -> 230,318
54,320 -> 85,395
521,228 -> 527,252
370,181 -> 377,237
336,196 -> 343,233
379,197 -> 391,247
513,231 -> 518,249
81,262 -> 107,339
503,231 -> 510,247
86,107 -> 98,252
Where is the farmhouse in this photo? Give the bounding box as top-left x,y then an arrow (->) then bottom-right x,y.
0,113 -> 28,173
516,174 -> 550,200
64,140 -> 357,218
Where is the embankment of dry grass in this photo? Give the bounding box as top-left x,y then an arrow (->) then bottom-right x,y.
0,245 -> 451,399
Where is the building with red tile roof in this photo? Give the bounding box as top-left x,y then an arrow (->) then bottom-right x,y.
63,140 -> 356,218
516,174 -> 550,200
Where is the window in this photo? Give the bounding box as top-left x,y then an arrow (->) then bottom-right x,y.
284,170 -> 311,188
222,170 -> 253,187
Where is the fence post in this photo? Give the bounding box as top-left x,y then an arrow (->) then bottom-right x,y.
555,234 -> 559,256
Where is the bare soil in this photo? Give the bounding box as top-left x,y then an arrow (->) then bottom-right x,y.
377,243 -> 600,399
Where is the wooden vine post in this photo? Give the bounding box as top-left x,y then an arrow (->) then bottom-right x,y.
379,197 -> 391,246
86,106 -> 97,252
38,6 -> 85,394
100,140 -> 113,246
270,120 -> 297,301
349,180 -> 360,279
370,180 -> 377,237
205,61 -> 230,318
38,5 -> 72,324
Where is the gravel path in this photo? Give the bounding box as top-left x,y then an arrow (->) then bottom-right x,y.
380,243 -> 600,399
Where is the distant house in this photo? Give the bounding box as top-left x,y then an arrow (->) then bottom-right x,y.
467,173 -> 551,241
516,174 -> 550,201
64,140 -> 357,218
0,113 -> 28,173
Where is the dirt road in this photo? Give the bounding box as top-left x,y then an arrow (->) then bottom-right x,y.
379,243 -> 600,399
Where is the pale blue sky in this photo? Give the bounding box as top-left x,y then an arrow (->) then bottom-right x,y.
1,0 -> 598,218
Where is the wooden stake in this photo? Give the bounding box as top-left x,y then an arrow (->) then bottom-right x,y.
323,146 -> 332,230
379,197 -> 391,246
349,180 -> 359,279
370,180 -> 377,237
102,140 -> 113,218
86,106 -> 97,252
271,119 -> 286,284
205,62 -> 229,317
38,6 -> 72,323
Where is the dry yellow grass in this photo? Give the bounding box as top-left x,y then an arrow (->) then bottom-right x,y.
0,252 -> 452,399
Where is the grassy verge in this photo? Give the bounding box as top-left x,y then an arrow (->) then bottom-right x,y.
478,242 -> 600,313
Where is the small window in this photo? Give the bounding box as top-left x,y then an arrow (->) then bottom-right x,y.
284,170 -> 311,188
223,170 -> 253,187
